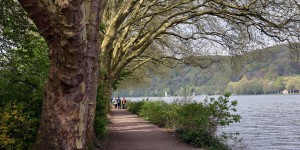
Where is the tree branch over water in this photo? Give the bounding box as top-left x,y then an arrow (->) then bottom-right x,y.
100,0 -> 300,85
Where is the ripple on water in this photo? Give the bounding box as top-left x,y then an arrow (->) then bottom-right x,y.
218,95 -> 300,150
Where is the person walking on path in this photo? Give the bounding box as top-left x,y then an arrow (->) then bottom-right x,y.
121,97 -> 127,109
117,97 -> 121,109
112,98 -> 117,109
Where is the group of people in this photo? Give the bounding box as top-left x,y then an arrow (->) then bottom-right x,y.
112,97 -> 127,109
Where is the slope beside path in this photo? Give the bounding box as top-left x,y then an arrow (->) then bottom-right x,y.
103,109 -> 200,150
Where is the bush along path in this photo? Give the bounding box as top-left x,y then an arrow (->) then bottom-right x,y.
125,94 -> 241,150
105,109 -> 200,150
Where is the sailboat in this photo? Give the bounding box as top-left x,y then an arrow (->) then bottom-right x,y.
191,88 -> 195,97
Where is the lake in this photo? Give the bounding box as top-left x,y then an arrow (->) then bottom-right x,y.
127,95 -> 300,150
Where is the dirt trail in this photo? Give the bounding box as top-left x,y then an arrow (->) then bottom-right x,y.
104,109 -> 200,150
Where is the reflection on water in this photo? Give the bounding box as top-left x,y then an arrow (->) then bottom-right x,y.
128,95 -> 300,150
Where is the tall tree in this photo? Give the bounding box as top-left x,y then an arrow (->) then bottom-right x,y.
17,0 -> 104,149
1,1 -> 50,148
99,0 -> 300,96
9,0 -> 300,149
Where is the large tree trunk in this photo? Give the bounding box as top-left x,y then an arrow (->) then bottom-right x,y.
18,0 -> 101,149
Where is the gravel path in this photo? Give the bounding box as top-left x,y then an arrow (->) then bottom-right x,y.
105,109 -> 200,150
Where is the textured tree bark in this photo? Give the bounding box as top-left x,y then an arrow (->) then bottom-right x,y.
18,0 -> 101,149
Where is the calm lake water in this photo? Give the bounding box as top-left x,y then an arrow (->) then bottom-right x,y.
127,95 -> 300,150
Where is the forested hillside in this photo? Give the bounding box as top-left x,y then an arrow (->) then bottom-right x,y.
117,44 -> 300,96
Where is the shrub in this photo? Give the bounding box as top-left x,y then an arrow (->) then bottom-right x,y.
127,101 -> 145,115
178,129 -> 229,150
163,103 -> 180,128
174,94 -> 240,149
95,85 -> 110,139
0,102 -> 39,149
95,100 -> 109,139
139,101 -> 169,127
126,94 -> 240,150
128,101 -> 179,128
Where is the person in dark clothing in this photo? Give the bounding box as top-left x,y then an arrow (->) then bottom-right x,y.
117,97 -> 121,109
